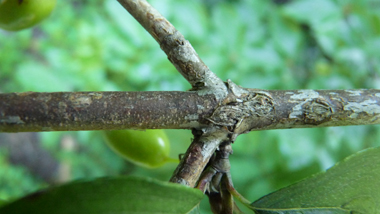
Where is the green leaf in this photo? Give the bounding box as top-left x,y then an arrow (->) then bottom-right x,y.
252,207 -> 349,214
0,176 -> 203,214
250,146 -> 380,214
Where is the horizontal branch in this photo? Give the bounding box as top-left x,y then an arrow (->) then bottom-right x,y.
258,88 -> 380,130
1,88 -> 380,133
220,87 -> 380,137
0,91 -> 217,132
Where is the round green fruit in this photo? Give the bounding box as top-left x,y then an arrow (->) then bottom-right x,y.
0,0 -> 56,31
103,129 -> 177,168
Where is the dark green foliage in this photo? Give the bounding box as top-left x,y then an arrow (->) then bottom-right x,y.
0,176 -> 203,214
251,146 -> 380,213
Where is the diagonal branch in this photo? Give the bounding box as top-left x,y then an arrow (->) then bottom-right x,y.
115,0 -> 228,188
170,128 -> 229,187
117,0 -> 227,99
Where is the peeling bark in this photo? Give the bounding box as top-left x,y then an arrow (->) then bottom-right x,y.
264,89 -> 380,129
167,86 -> 380,186
205,86 -> 380,136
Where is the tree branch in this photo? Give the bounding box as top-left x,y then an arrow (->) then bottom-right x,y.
116,0 -> 227,99
206,83 -> 380,139
113,0 -> 229,187
2,88 -> 380,133
2,87 -> 380,187
0,91 -> 217,132
170,128 -> 229,187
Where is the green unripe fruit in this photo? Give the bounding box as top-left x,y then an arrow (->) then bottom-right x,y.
103,129 -> 177,168
0,0 -> 56,31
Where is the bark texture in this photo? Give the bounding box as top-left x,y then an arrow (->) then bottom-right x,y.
117,0 -> 228,100
263,89 -> 380,129
170,128 -> 229,187
208,85 -> 380,137
0,91 -> 217,132
2,89 -> 380,133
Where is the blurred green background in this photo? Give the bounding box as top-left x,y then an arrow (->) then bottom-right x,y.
1,0 -> 380,213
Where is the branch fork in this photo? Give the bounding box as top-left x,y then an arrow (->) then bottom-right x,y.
2,2 -> 380,209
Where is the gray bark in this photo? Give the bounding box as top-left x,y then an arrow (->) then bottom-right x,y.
117,0 -> 228,100
0,91 -> 217,132
2,88 -> 379,133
